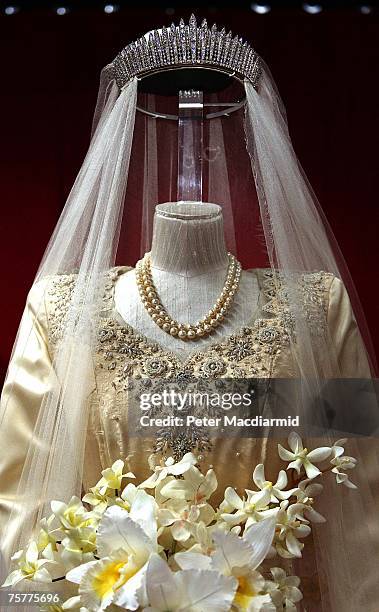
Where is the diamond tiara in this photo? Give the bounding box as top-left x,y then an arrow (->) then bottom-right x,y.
112,14 -> 262,90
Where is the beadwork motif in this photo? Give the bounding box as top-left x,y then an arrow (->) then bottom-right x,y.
260,270 -> 333,337
44,266 -> 332,461
45,273 -> 77,345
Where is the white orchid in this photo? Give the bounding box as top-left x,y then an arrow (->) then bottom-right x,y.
37,514 -> 59,553
95,459 -> 135,495
59,530 -> 97,570
331,455 -> 358,489
141,552 -> 237,611
252,464 -> 297,502
51,496 -> 95,533
221,487 -> 275,528
264,567 -> 303,611
278,433 -> 332,479
66,495 -> 157,611
40,594 -> 90,611
50,496 -> 98,569
102,481 -> 160,519
158,497 -> 215,543
175,516 -> 277,611
82,488 -> 116,514
61,596 -> 86,610
139,453 -> 198,489
1,541 -> 56,587
1,431 -> 360,612
60,595 -> 118,611
330,438 -> 348,458
294,479 -> 325,523
176,521 -> 216,556
274,501 -> 311,559
159,465 -> 218,505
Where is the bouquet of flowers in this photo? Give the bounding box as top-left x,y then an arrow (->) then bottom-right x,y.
2,432 -> 358,612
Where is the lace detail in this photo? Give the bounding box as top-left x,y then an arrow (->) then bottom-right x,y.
260,269 -> 333,337
301,271 -> 334,336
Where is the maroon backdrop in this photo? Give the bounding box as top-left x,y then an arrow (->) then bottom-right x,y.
1,7 -> 378,383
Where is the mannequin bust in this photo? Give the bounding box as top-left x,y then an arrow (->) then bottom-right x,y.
114,202 -> 260,355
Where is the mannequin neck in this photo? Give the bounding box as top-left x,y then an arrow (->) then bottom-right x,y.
149,201 -> 229,277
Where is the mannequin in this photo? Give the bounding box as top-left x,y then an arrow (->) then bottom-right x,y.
114,201 -> 260,355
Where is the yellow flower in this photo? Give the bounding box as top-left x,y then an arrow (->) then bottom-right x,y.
235,574 -> 254,606
90,558 -> 134,600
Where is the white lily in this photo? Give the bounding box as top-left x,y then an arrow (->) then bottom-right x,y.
141,553 -> 237,611
66,497 -> 157,611
1,541 -> 56,587
175,516 -> 277,611
221,487 -> 275,528
139,453 -> 198,489
264,567 -> 303,611
252,464 -> 297,502
274,501 -> 311,558
278,433 -> 332,479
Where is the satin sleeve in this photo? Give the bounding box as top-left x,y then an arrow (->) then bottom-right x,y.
327,276 -> 372,378
0,280 -> 56,538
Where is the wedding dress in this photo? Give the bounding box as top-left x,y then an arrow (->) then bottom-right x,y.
0,14 -> 378,612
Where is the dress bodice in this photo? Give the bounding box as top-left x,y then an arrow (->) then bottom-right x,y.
41,266 -> 340,497
0,264 -> 370,524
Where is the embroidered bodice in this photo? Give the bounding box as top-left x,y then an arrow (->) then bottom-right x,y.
47,266 -> 332,377
0,265 -> 371,525
39,266 -> 338,491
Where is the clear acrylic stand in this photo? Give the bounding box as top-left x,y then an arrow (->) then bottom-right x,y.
177,89 -> 204,203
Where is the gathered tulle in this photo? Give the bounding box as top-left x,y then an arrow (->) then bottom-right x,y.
0,77 -> 138,609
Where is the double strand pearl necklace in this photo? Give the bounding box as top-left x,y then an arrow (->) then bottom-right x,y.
135,252 -> 242,341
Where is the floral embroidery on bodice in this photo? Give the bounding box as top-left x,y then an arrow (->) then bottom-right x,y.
44,266 -> 333,463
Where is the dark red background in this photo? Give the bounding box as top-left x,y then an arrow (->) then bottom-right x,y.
1,6 -> 378,382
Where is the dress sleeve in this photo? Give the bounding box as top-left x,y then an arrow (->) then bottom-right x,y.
326,275 -> 372,378
0,280 -> 56,537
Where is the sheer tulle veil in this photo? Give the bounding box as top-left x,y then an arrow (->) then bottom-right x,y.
0,15 -> 378,612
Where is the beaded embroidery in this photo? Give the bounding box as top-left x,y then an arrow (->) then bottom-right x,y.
44,266 -> 332,460
45,273 -> 77,345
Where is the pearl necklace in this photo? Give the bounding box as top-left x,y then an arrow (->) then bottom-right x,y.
135,252 -> 242,341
